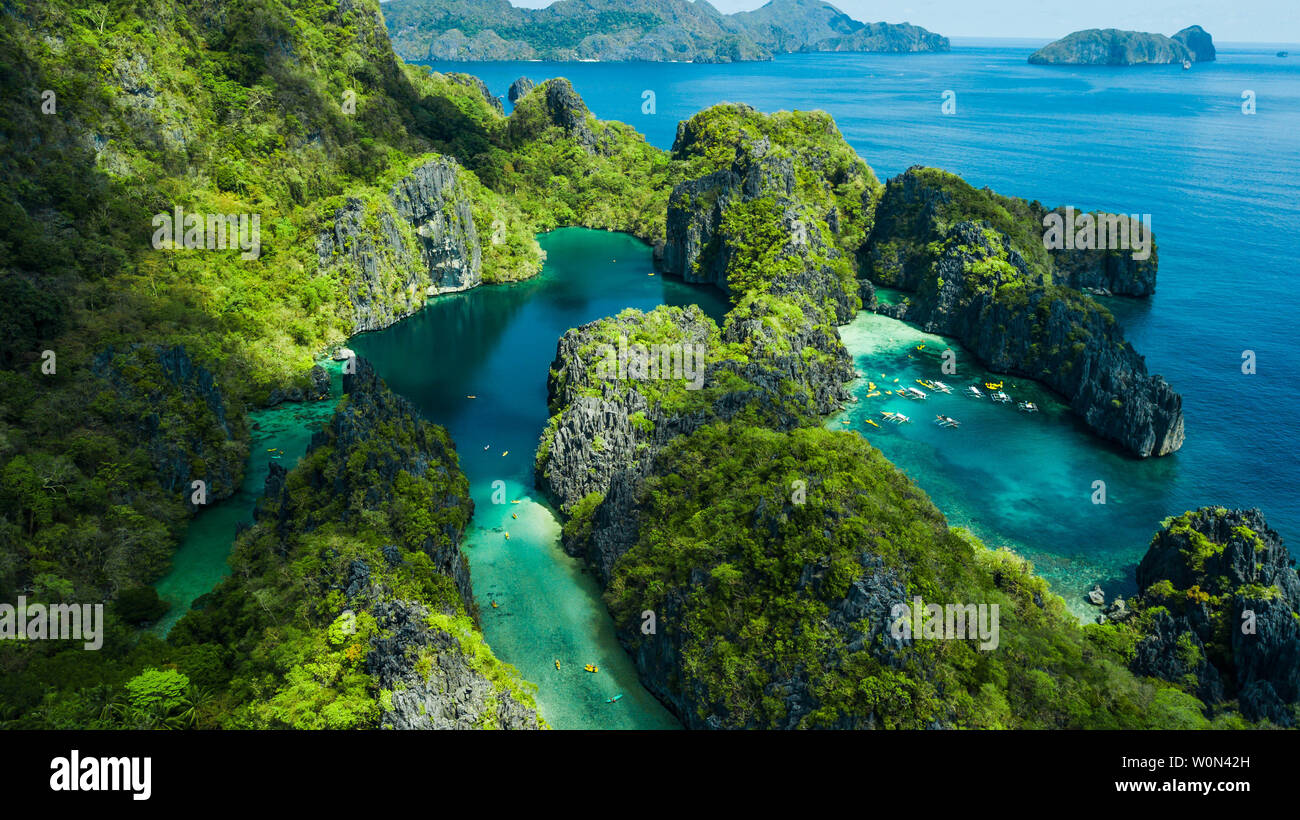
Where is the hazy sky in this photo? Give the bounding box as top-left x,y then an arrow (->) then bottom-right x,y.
503,0 -> 1297,42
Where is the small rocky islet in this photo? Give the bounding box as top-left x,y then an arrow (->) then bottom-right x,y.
1029,24 -> 1216,66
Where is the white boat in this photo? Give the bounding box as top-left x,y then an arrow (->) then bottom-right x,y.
992,391 -> 1011,403
966,386 -> 984,398
933,415 -> 961,428
1018,401 -> 1039,413
904,387 -> 928,400
1182,59 -> 1191,70
931,381 -> 952,393
880,411 -> 910,424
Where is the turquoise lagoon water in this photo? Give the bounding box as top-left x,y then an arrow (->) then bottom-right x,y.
350,229 -> 728,728
151,364 -> 343,636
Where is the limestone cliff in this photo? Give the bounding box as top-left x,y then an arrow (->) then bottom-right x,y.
317,155 -> 482,332
1125,508 -> 1300,725
92,344 -> 248,511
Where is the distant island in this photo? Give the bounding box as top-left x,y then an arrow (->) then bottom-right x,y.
1029,25 -> 1216,65
382,0 -> 950,63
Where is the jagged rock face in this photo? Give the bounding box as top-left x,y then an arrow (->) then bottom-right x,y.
864,170 -> 1183,457
536,299 -> 853,581
317,156 -> 482,332
543,78 -> 597,149
92,344 -> 247,510
507,76 -> 534,103
1045,210 -> 1157,296
445,72 -> 503,113
257,358 -> 476,610
1132,508 -> 1300,725
906,222 -> 1181,456
1173,25 -> 1216,62
367,599 -> 542,730
265,364 -> 331,406
391,157 -> 483,295
661,137 -> 857,322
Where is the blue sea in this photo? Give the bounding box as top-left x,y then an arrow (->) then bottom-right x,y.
433,43 -> 1300,610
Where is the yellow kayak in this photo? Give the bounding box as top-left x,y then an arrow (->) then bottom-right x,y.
866,419 -> 880,428
555,659 -> 561,670
502,450 -> 509,457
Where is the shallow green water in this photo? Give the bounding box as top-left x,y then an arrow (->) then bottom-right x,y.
348,228 -> 727,728
151,364 -> 343,636
832,313 -> 1181,619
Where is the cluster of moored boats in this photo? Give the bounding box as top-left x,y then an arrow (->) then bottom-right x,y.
866,373 -> 1039,431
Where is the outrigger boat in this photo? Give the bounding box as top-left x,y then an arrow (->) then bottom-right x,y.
992,391 -> 1012,403
966,386 -> 984,398
933,415 -> 961,428
879,411 -> 911,424
1018,401 -> 1039,413
931,381 -> 952,394
903,387 -> 928,400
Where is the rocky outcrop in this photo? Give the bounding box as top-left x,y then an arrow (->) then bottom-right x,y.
506,76 -> 534,103
445,72 -> 503,113
1129,508 -> 1300,725
240,356 -> 542,729
1048,211 -> 1157,296
367,599 -> 543,729
93,344 -> 247,510
317,155 -> 482,332
661,129 -> 861,322
1028,28 -> 1210,65
1173,25 -> 1216,62
536,297 -> 853,581
256,357 -> 476,610
264,364 -> 331,406
862,168 -> 1183,457
505,78 -> 601,152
